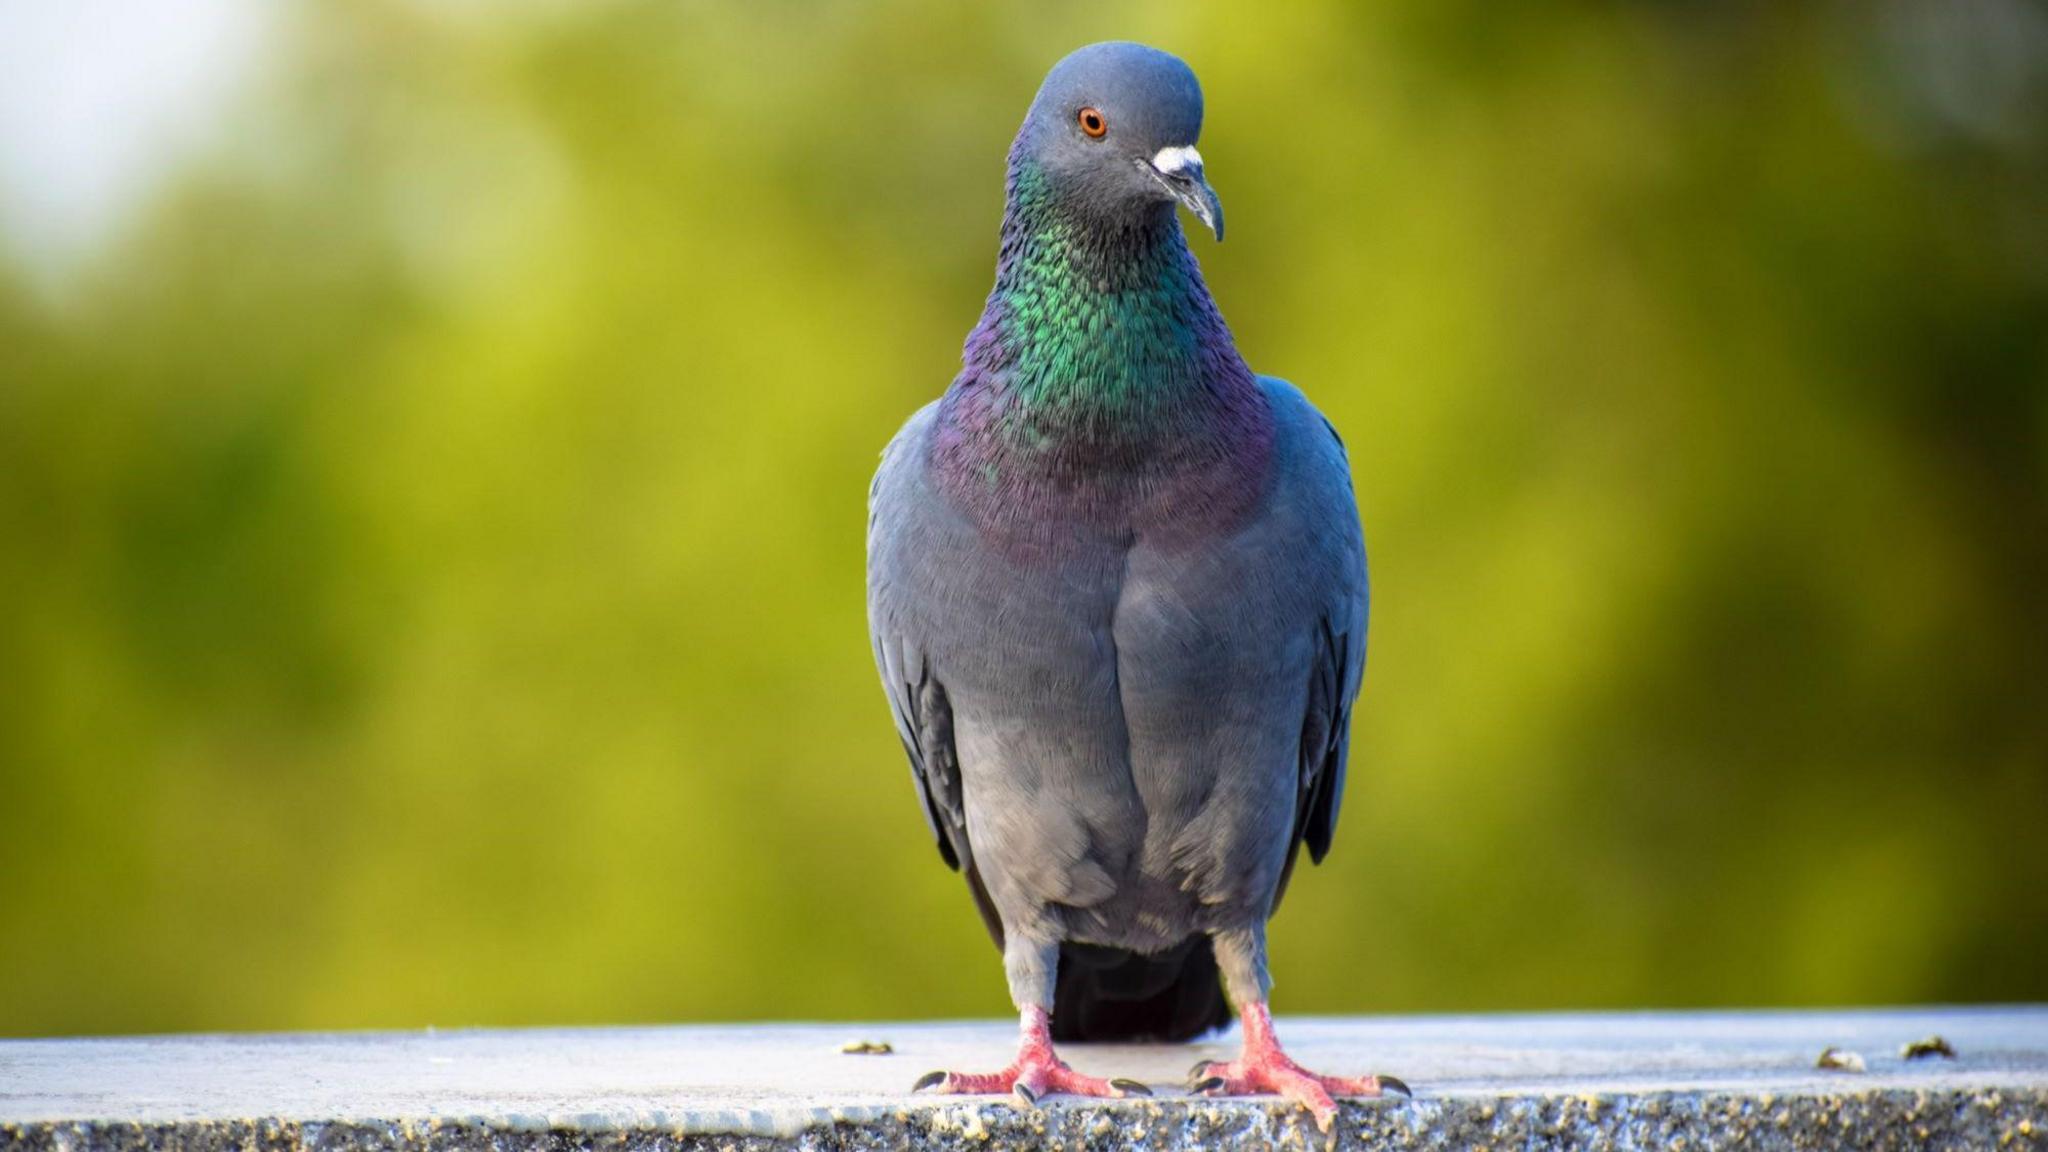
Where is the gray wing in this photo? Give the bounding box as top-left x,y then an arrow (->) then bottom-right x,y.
1297,604 -> 1358,862
866,403 -> 1005,944
1272,391 -> 1369,906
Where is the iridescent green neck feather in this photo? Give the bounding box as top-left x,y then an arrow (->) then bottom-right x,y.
933,156 -> 1273,553
956,162 -> 1249,433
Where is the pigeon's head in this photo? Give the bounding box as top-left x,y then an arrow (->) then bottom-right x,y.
1012,41 -> 1223,241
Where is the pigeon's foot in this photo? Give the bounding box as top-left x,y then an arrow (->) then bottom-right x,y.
1190,1001 -> 1410,1133
914,1059 -> 1138,1105
912,1005 -> 1148,1107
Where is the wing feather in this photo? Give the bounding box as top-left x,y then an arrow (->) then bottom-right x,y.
1272,394 -> 1369,908
867,407 -> 1005,945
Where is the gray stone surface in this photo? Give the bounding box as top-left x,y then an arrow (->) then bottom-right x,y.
4,1008 -> 2045,1150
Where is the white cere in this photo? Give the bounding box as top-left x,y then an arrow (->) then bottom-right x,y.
1151,145 -> 1203,174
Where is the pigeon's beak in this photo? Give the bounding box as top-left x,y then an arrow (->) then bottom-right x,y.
1145,145 -> 1224,242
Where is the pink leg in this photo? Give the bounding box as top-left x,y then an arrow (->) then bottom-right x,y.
1190,1001 -> 1410,1132
913,1006 -> 1151,1106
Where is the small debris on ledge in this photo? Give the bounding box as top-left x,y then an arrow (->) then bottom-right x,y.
840,1039 -> 894,1055
1902,1035 -> 1956,1060
1816,1046 -> 1866,1072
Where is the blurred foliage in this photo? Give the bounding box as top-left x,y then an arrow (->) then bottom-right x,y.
2,0 -> 2045,1037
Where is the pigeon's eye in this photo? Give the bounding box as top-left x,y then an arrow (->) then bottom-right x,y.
1077,107 -> 1109,138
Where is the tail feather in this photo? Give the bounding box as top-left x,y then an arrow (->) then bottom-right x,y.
1050,936 -> 1232,1043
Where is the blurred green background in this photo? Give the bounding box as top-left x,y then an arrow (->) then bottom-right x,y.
2,0 -> 2045,1038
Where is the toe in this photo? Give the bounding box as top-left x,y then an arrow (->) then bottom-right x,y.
1041,1064 -> 1123,1099
1317,1071 -> 1412,1099
928,1068 -> 1022,1095
1271,1068 -> 1340,1132
1317,1073 -> 1381,1097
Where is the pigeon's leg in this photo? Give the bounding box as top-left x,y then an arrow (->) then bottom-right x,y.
1193,927 -> 1410,1132
912,938 -> 1148,1105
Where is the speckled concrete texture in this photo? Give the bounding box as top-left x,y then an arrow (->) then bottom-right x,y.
5,1008 -> 2045,1150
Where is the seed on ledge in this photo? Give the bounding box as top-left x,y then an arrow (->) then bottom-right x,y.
1901,1036 -> 1956,1060
1816,1046 -> 1866,1072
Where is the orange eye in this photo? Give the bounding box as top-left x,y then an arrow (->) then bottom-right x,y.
1077,107 -> 1108,138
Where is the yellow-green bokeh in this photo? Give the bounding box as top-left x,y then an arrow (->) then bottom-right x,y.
2,0 -> 2044,1036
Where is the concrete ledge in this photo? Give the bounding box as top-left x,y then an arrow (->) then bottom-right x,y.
4,1008 -> 2044,1150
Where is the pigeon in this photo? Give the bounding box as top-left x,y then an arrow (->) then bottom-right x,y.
867,41 -> 1402,1130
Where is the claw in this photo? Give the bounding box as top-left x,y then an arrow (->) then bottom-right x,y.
1110,1078 -> 1152,1097
912,1071 -> 946,1093
1191,1076 -> 1225,1095
1188,1058 -> 1214,1080
1012,1082 -> 1039,1108
1377,1074 -> 1412,1099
